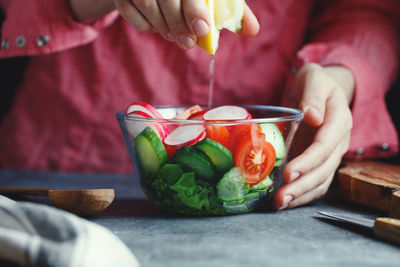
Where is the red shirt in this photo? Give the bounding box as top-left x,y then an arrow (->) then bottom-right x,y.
0,0 -> 399,173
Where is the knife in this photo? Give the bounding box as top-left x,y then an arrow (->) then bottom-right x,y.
317,211 -> 400,245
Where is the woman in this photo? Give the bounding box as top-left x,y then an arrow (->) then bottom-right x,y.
0,0 -> 399,210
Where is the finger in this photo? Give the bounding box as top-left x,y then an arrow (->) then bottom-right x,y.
283,89 -> 352,183
132,0 -> 170,39
297,64 -> 333,127
275,160 -> 336,210
287,63 -> 322,113
114,0 -> 152,32
287,172 -> 335,209
182,0 -> 210,37
238,3 -> 260,37
274,137 -> 348,210
158,0 -> 196,49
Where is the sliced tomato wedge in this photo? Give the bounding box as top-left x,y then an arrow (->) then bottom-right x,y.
234,131 -> 276,185
174,105 -> 203,119
205,125 -> 230,147
225,124 -> 261,154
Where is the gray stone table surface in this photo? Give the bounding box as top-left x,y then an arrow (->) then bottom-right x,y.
0,169 -> 399,267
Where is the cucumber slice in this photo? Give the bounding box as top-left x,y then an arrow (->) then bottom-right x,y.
223,202 -> 249,214
217,167 -> 247,202
158,164 -> 184,185
244,191 -> 261,200
173,147 -> 216,180
252,174 -> 274,191
134,127 -> 167,176
195,138 -> 233,173
223,190 -> 266,213
260,123 -> 286,166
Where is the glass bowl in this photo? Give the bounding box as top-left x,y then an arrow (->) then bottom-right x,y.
117,105 -> 303,216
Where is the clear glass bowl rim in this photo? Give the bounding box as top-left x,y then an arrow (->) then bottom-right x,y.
117,104 -> 304,125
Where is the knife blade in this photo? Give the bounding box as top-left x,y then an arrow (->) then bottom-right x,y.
317,211 -> 400,245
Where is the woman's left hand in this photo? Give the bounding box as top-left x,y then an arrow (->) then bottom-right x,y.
273,63 -> 355,210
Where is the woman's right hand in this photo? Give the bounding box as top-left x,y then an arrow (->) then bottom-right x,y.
113,0 -> 259,49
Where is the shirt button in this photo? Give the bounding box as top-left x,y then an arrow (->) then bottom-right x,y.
1,39 -> 10,50
16,36 -> 26,47
379,143 -> 390,152
356,148 -> 364,156
36,35 -> 49,47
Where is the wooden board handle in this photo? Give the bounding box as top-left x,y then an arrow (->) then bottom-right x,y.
0,187 -> 51,196
373,217 -> 400,245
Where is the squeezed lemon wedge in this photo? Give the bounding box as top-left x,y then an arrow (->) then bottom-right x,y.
197,0 -> 245,55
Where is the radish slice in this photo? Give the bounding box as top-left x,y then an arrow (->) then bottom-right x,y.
126,101 -> 164,118
203,106 -> 251,120
126,111 -> 166,139
198,130 -> 207,142
188,110 -> 208,120
164,125 -> 205,147
127,107 -> 154,118
126,102 -> 170,137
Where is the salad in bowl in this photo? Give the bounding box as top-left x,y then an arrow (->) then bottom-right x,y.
117,103 -> 303,215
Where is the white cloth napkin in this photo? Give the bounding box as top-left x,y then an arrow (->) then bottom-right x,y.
0,195 -> 140,267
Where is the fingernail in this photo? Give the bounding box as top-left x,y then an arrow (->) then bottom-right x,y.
166,33 -> 175,42
177,36 -> 195,49
290,171 -> 300,181
193,19 -> 209,37
278,195 -> 293,210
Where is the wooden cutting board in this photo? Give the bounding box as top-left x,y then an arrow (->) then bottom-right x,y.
335,161 -> 400,219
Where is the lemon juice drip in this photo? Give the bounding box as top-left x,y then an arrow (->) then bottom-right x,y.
208,55 -> 215,107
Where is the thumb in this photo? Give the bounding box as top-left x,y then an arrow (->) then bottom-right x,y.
297,64 -> 331,127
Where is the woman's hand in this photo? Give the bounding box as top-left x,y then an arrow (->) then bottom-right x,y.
113,0 -> 259,49
69,0 -> 259,49
273,63 -> 355,210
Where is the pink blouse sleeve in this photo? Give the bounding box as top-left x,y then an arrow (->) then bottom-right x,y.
0,0 -> 119,58
292,0 -> 400,159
